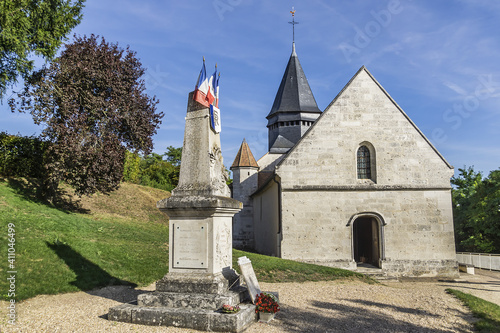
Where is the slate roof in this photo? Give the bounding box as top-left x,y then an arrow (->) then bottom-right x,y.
267,43 -> 321,118
230,139 -> 259,169
270,134 -> 295,153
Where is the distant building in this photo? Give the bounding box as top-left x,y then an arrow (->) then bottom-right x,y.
231,42 -> 458,277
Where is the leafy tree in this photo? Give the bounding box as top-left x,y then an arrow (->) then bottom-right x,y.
123,151 -> 141,184
0,0 -> 85,99
451,166 -> 500,253
468,170 -> 500,252
140,153 -> 179,192
9,34 -> 163,197
165,146 -> 182,167
122,149 -> 181,192
451,166 -> 484,252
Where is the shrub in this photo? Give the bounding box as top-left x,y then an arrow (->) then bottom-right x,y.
0,132 -> 48,178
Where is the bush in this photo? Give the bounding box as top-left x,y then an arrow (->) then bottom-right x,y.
123,151 -> 141,184
122,151 -> 180,192
0,132 -> 48,178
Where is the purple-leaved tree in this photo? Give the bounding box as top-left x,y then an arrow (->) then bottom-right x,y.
10,34 -> 163,197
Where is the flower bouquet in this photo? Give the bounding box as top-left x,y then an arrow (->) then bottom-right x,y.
254,292 -> 280,314
221,304 -> 241,314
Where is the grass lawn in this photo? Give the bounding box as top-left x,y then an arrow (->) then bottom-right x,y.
447,288 -> 500,332
232,249 -> 372,283
0,178 -> 371,301
0,179 -> 170,301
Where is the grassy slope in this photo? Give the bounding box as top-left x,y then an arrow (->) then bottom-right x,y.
447,289 -> 500,332
0,179 -> 170,300
232,249 -> 371,283
0,178 -> 369,301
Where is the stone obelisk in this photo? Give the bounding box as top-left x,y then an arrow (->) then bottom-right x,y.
156,91 -> 242,288
109,92 -> 256,332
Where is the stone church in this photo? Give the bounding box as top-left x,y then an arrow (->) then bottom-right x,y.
230,42 -> 458,277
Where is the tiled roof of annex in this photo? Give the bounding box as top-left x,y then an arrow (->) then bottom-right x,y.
230,139 -> 259,169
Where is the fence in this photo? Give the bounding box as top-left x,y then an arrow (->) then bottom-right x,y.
456,252 -> 500,271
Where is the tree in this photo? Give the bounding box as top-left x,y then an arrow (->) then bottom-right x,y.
451,166 -> 500,253
9,34 -> 163,197
165,146 -> 182,167
140,153 -> 179,192
468,170 -> 500,252
0,0 -> 85,99
451,166 -> 483,252
122,148 -> 181,192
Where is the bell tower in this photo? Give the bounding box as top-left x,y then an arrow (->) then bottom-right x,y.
267,10 -> 321,153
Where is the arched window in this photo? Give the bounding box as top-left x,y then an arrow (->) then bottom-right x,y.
357,146 -> 371,179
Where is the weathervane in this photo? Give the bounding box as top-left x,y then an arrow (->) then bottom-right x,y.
288,6 -> 299,42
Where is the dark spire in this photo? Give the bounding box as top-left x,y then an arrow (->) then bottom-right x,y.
267,43 -> 321,118
266,9 -> 322,154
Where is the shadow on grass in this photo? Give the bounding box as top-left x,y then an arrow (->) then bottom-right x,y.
6,177 -> 90,214
46,242 -> 138,302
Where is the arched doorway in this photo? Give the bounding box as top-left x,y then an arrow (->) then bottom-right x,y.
353,216 -> 381,268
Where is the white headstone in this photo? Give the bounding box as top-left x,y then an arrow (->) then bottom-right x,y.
237,256 -> 261,303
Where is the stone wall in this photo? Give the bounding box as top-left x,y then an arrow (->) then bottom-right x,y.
253,181 -> 280,256
232,167 -> 258,249
279,189 -> 457,277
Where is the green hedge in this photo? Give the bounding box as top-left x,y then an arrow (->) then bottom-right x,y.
0,132 -> 48,178
123,152 -> 179,192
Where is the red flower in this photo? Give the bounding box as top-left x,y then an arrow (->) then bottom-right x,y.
254,292 -> 280,314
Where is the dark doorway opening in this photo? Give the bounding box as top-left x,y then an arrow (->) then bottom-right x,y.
353,217 -> 380,268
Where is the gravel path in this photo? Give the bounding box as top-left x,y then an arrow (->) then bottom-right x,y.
2,273 -> 489,333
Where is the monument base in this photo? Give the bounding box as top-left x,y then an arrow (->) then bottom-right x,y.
109,273 -> 257,332
109,302 -> 256,332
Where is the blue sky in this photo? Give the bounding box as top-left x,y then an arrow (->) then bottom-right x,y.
2,0 -> 500,176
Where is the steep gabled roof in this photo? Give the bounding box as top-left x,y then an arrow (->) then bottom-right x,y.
277,66 -> 453,170
267,43 -> 320,118
231,139 -> 259,169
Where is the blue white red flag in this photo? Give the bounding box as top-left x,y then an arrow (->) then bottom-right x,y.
206,65 -> 217,106
193,58 -> 210,107
214,72 -> 220,108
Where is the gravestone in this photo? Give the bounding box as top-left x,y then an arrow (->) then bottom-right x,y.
237,256 -> 261,303
108,91 -> 256,332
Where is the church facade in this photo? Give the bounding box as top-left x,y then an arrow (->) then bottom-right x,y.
231,43 -> 458,277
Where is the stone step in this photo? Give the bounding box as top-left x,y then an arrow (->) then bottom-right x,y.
356,268 -> 399,282
109,302 -> 256,333
138,287 -> 248,310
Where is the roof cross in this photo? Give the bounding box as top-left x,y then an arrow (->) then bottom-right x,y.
288,7 -> 299,43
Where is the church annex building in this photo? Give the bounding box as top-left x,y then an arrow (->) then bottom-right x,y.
230,42 -> 458,278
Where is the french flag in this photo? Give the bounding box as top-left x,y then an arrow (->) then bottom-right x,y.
193,58 -> 210,107
215,72 -> 220,108
206,65 -> 217,106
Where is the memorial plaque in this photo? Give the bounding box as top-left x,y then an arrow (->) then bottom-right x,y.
173,222 -> 208,269
237,256 -> 261,303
